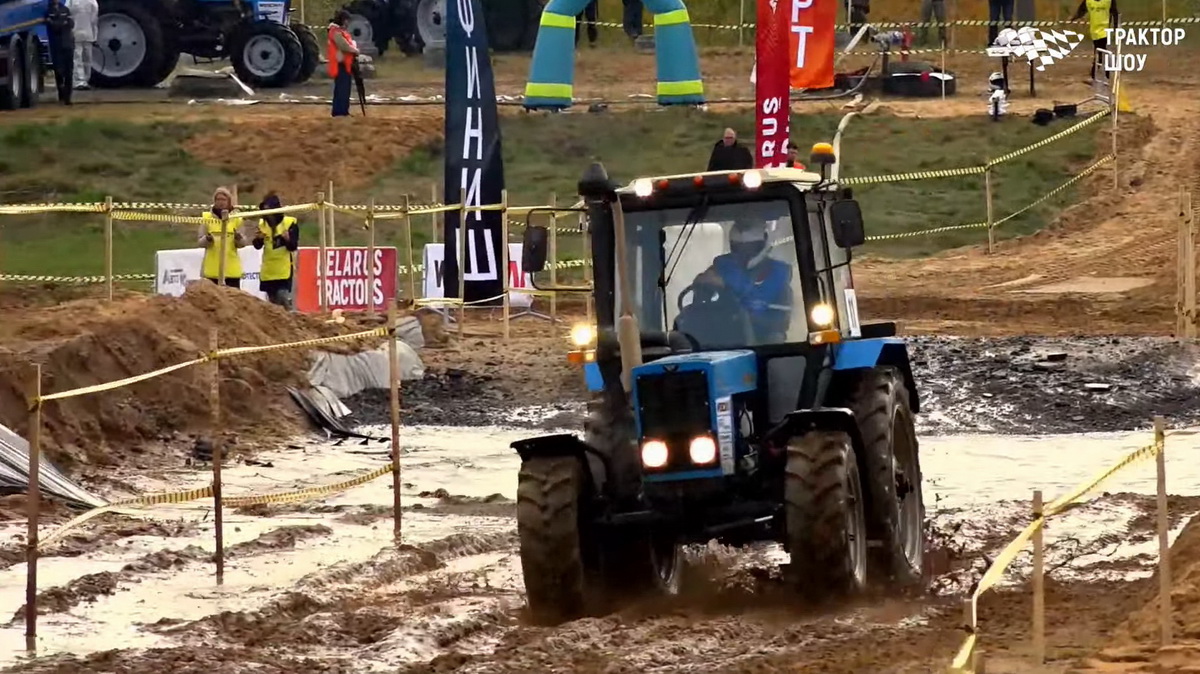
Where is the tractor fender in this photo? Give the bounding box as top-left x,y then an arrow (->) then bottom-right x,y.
511,433 -> 613,499
831,338 -> 920,413
771,407 -> 867,457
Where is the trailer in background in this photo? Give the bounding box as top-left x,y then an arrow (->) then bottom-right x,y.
0,0 -> 51,110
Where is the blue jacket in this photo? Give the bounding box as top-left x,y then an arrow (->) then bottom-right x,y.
712,253 -> 792,339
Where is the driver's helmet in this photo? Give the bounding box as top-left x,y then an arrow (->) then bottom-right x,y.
728,219 -> 770,268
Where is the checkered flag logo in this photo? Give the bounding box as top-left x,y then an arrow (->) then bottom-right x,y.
1010,29 -> 1085,71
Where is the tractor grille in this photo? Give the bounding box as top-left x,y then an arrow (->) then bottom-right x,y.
636,370 -> 712,470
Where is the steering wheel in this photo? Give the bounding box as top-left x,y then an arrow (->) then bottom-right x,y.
674,278 -> 752,349
676,279 -> 726,314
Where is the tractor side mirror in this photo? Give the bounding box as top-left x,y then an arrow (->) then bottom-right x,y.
830,199 -> 866,248
523,225 -> 549,273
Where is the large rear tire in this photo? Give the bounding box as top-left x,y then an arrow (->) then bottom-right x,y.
292,23 -> 320,84
848,366 -> 925,590
92,0 -> 170,88
230,21 -> 304,89
20,36 -> 40,108
1,36 -> 24,111
344,0 -> 392,55
516,456 -> 597,625
784,431 -> 868,602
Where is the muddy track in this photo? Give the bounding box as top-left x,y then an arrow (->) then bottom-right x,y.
0,516 -> 199,570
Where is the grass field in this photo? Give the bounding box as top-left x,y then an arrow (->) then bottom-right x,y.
0,109 -> 1100,277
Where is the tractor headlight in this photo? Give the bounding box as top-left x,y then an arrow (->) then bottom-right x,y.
742,169 -> 763,189
641,439 -> 669,468
810,303 -> 835,327
633,178 -> 654,198
688,436 -> 718,464
569,323 -> 596,347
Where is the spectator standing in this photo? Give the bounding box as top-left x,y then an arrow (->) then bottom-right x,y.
576,0 -> 598,48
199,186 -> 246,288
623,0 -> 643,40
848,0 -> 869,36
919,0 -> 946,45
785,142 -> 807,170
707,128 -> 754,172
327,10 -> 359,118
253,193 -> 300,309
70,0 -> 98,89
45,0 -> 74,105
1071,0 -> 1118,81
988,0 -> 1015,45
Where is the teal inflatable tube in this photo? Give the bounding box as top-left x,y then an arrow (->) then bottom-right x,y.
524,0 -> 705,109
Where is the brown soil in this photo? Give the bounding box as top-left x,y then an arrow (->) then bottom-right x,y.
0,513 -> 198,569
0,282 -> 382,475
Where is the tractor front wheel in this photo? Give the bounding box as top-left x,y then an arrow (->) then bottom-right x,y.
784,431 -> 868,602
516,455 -> 600,625
849,366 -> 925,590
291,23 -> 320,84
230,21 -> 304,89
92,0 -> 171,88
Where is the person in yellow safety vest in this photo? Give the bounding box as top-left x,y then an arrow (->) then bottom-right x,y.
198,186 -> 246,288
1071,0 -> 1119,82
253,192 -> 300,309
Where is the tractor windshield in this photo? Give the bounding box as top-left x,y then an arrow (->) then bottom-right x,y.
618,198 -> 809,350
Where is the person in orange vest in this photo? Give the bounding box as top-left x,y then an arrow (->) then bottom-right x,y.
785,142 -> 807,170
327,10 -> 360,117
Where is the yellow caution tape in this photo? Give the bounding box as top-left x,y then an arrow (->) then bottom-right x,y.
948,440 -> 1161,671
0,273 -> 154,283
548,15 -> 1200,32
844,166 -> 985,186
111,211 -> 210,225
994,155 -> 1113,228
36,327 -> 391,404
38,462 -> 396,551
867,222 -> 989,241
0,204 -> 105,215
989,109 -> 1110,167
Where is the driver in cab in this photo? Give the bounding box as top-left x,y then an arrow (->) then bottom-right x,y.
695,220 -> 792,343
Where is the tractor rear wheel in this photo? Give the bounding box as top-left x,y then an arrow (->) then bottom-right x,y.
19,36 -> 40,108
292,23 -> 320,84
784,431 -> 868,601
1,37 -> 24,110
230,21 -> 304,89
92,0 -> 170,88
344,0 -> 392,55
516,455 -> 599,625
848,366 -> 925,590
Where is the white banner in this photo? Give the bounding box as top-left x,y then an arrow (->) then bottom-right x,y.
155,247 -> 267,301
422,243 -> 533,308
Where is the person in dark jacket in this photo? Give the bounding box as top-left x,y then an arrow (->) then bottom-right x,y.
707,128 -> 754,172
45,0 -> 74,105
252,193 -> 300,309
623,0 -> 643,40
576,0 -> 598,48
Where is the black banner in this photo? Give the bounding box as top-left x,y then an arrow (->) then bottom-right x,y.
443,0 -> 506,303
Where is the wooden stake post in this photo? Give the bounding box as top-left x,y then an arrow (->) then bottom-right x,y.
388,303 -> 402,543
501,189 -> 510,343
25,364 -> 41,653
549,193 -> 559,332
985,165 -> 995,254
104,196 -> 114,302
217,210 -> 229,286
1180,190 -> 1197,339
366,198 -> 377,319
1032,490 -> 1045,664
403,195 -> 416,302
1154,416 -> 1171,646
431,183 -> 439,243
317,192 -> 328,313
209,328 -> 225,584
327,181 -> 337,247
457,188 -> 467,340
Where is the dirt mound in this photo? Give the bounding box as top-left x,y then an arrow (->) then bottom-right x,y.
182,113 -> 443,203
0,282 -> 380,474
1114,514 -> 1200,645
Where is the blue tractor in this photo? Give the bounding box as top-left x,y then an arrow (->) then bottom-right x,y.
1,0 -> 51,110
513,140 -> 926,624
90,0 -> 318,88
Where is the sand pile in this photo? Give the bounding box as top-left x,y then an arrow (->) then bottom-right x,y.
0,282 -> 381,474
1115,514 -> 1200,645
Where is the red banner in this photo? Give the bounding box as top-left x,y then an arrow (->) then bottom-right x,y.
755,0 -> 791,168
788,0 -> 836,90
294,246 -> 398,313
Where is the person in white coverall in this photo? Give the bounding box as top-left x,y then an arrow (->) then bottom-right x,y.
69,0 -> 98,89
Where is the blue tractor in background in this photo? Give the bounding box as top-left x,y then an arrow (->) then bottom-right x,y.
90,0 -> 318,88
1,0 -> 51,110
513,139 -> 926,624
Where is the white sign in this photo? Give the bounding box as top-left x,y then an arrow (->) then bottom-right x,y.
843,288 -> 861,338
422,243 -> 533,308
715,395 -> 735,475
257,0 -> 287,23
155,247 -> 267,301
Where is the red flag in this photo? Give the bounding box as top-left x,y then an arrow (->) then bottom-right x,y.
755,0 -> 790,168
788,0 -> 836,90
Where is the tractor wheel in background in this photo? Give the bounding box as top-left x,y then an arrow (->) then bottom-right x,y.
518,0 -> 543,50
92,0 -> 170,88
149,47 -> 181,86
344,0 -> 391,55
516,456 -> 600,625
484,0 -> 536,52
582,394 -> 681,602
20,35 -> 40,108
230,21 -> 304,89
1,37 -> 24,110
847,366 -> 925,590
784,431 -> 868,602
291,23 -> 320,84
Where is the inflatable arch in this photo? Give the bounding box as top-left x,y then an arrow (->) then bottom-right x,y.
524,0 -> 705,110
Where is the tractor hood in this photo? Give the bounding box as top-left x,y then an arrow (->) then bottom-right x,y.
630,350 -> 758,399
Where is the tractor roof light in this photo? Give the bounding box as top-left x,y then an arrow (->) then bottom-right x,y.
570,323 -> 596,347
810,303 -> 835,327
742,169 -> 764,189
810,142 -> 836,166
633,178 -> 654,198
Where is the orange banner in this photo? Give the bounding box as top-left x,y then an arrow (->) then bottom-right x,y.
788,0 -> 836,90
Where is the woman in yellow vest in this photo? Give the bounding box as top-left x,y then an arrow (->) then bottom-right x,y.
1071,0 -> 1119,82
252,192 -> 300,309
198,186 -> 246,288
